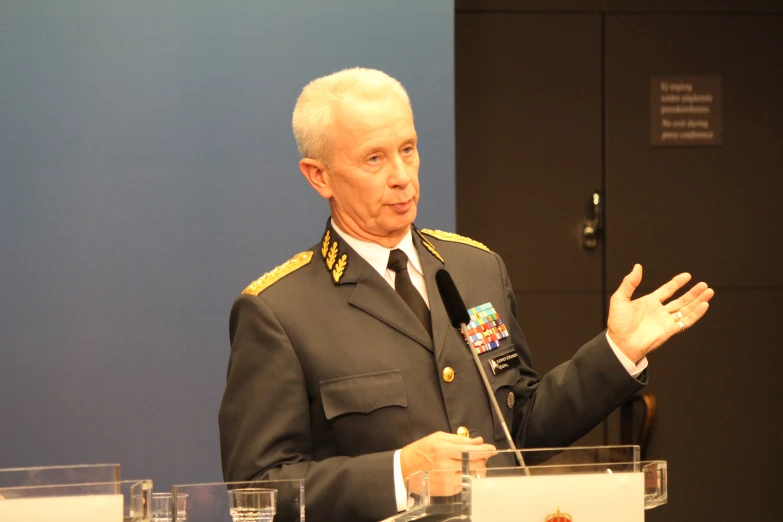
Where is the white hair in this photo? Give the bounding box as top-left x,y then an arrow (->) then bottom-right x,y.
292,67 -> 412,161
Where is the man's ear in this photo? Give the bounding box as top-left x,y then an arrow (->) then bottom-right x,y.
299,158 -> 333,199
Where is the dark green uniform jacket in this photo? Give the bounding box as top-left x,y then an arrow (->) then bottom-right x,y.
219,222 -> 644,522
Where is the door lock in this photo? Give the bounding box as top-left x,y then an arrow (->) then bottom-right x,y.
583,191 -> 603,250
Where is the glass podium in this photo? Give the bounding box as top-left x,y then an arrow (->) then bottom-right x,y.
384,445 -> 667,522
0,465 -> 306,522
0,463 -> 121,489
0,478 -> 152,522
0,463 -> 151,521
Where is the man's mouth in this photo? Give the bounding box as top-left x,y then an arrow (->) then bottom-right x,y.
389,198 -> 414,211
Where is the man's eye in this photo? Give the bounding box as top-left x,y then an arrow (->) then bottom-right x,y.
368,155 -> 381,163
402,146 -> 414,154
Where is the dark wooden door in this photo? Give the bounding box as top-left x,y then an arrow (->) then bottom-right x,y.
455,11 -> 607,445
456,4 -> 783,520
604,13 -> 783,521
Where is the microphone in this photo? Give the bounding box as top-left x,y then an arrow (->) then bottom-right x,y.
436,270 -> 470,328
435,269 -> 528,472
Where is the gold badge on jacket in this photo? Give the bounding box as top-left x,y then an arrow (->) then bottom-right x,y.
320,229 -> 349,283
413,227 -> 444,263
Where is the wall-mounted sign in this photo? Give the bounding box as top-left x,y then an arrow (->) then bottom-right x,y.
650,76 -> 722,147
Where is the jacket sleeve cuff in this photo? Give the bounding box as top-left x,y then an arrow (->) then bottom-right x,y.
606,332 -> 649,378
393,449 -> 411,512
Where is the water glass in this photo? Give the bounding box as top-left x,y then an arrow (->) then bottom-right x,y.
151,492 -> 188,522
227,487 -> 277,522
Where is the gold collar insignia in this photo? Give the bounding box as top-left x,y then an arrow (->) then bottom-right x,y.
413,228 -> 444,263
320,228 -> 349,283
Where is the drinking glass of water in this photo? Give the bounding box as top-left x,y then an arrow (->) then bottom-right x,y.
151,492 -> 188,522
227,487 -> 277,522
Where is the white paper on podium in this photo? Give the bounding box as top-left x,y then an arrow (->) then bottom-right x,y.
0,494 -> 123,522
471,472 -> 644,522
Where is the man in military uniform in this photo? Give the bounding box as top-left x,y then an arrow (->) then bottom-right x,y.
218,68 -> 713,522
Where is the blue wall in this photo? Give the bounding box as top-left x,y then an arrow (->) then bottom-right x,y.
0,1 -> 455,488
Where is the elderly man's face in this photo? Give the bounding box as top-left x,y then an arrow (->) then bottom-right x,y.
321,93 -> 420,246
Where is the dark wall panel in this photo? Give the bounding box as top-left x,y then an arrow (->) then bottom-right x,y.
605,14 -> 783,290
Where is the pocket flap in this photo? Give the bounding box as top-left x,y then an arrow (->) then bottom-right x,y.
320,369 -> 407,420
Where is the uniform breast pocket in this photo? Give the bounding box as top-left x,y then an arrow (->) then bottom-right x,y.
319,369 -> 413,457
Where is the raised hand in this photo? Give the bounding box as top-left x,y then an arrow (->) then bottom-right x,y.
607,264 -> 714,363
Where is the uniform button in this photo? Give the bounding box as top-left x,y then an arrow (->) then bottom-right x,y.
507,392 -> 515,409
457,426 -> 470,437
442,367 -> 455,383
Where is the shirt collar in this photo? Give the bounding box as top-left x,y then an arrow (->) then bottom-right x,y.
330,219 -> 423,278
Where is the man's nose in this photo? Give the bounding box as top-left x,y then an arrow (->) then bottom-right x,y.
388,154 -> 412,187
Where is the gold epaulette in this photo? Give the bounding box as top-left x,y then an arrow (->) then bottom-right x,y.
242,251 -> 313,295
420,229 -> 491,253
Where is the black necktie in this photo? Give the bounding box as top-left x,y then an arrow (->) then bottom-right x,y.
387,249 -> 432,336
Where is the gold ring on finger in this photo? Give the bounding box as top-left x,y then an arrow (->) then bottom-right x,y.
677,321 -> 686,333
